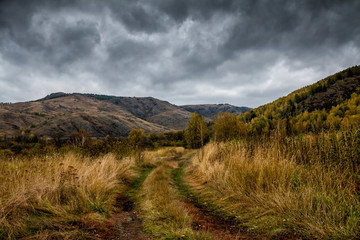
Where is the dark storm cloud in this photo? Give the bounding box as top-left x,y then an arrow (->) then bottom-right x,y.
0,0 -> 101,68
108,1 -> 168,33
148,0 -> 236,22
47,21 -> 101,66
223,0 -> 360,55
0,0 -> 359,107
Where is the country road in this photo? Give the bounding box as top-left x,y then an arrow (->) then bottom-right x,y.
91,149 -> 270,240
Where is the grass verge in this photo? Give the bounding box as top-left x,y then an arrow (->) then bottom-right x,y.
185,142 -> 360,239
0,152 -> 137,239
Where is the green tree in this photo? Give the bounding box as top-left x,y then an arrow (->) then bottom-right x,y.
149,132 -> 159,143
250,117 -> 267,135
213,112 -> 245,142
185,112 -> 208,148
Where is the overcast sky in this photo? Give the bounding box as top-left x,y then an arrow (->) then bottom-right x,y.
0,0 -> 359,107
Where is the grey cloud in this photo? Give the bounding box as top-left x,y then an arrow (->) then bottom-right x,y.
149,0 -> 236,22
0,1 -> 101,68
107,40 -> 156,63
1,21 -> 101,69
46,21 -> 101,67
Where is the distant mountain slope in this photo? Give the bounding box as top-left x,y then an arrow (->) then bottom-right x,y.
181,104 -> 251,119
0,93 -> 249,137
0,94 -> 171,138
240,65 -> 360,134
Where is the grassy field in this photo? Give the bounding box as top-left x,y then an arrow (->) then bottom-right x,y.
0,139 -> 359,239
0,153 -> 137,239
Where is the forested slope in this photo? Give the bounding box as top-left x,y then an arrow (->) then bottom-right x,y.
240,65 -> 360,134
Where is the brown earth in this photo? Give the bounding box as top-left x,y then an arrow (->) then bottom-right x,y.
84,178 -> 269,240
79,193 -> 151,240
181,199 -> 268,240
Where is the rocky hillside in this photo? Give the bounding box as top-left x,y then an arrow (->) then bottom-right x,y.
83,94 -> 192,130
296,75 -> 360,113
0,93 -> 248,137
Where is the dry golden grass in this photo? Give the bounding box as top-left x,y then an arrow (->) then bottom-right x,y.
0,153 -> 136,239
139,147 -> 185,168
186,142 -> 360,239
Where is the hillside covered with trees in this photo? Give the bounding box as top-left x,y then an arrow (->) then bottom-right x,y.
240,65 -> 360,135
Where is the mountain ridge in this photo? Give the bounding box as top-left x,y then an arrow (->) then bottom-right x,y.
0,93 -> 250,137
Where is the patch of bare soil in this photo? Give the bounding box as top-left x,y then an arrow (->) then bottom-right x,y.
181,199 -> 268,240
80,193 -> 151,240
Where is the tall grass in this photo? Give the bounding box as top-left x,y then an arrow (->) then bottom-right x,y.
0,153 -> 136,239
186,135 -> 360,239
276,130 -> 360,175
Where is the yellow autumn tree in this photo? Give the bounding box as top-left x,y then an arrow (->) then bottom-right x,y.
185,112 -> 208,149
128,129 -> 145,147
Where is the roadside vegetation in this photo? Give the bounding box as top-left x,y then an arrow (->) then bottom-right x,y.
0,125 -> 188,239
0,153 -> 137,239
185,134 -> 360,239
